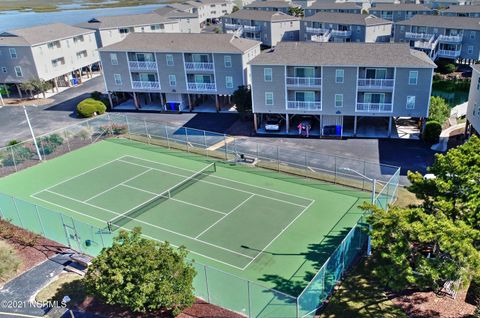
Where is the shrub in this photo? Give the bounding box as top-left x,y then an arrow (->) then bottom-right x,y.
99,124 -> 128,136
2,145 -> 35,166
77,98 -> 106,118
444,63 -> 456,74
38,134 -> 64,155
0,240 -> 20,281
6,140 -> 20,146
428,96 -> 450,124
90,91 -> 103,101
423,121 -> 442,144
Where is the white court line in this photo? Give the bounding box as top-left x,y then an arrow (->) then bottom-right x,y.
84,168 -> 153,203
195,194 -> 255,239
118,158 -> 311,209
240,199 -> 317,271
40,189 -> 254,261
123,155 -> 314,203
121,183 -> 227,216
31,155 -> 129,196
29,193 -> 247,271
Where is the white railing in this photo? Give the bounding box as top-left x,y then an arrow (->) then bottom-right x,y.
306,26 -> 328,34
311,32 -> 331,42
405,32 -> 434,41
128,61 -> 157,71
243,25 -> 261,32
185,62 -> 214,71
356,102 -> 393,113
438,34 -> 463,43
224,23 -> 240,30
187,82 -> 217,91
437,49 -> 462,58
287,100 -> 322,110
132,81 -> 161,90
357,78 -> 394,89
331,30 -> 352,37
286,77 -> 322,87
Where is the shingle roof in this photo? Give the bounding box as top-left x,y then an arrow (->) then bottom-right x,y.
370,3 -> 432,11
307,2 -> 362,10
99,33 -> 260,53
245,1 -> 299,9
76,13 -> 175,30
0,23 -> 94,46
153,7 -> 198,18
249,41 -> 436,68
440,4 -> 480,13
397,15 -> 480,30
167,3 -> 196,11
224,9 -> 300,21
304,12 -> 391,25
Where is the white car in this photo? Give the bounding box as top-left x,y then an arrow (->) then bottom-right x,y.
265,117 -> 283,131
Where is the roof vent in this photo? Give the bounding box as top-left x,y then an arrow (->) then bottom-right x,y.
88,18 -> 100,23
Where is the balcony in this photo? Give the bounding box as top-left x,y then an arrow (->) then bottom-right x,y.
438,34 -> 463,44
413,39 -> 438,50
224,23 -> 240,30
305,26 -> 328,34
128,61 -> 157,71
243,25 -> 261,32
286,77 -> 321,87
187,82 -> 217,92
185,62 -> 214,71
356,102 -> 393,113
405,32 -> 434,41
437,49 -> 462,58
357,78 -> 394,89
132,81 -> 161,90
331,30 -> 352,38
311,32 -> 331,42
287,100 -> 322,111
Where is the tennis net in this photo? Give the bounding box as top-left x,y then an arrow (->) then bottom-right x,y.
107,162 -> 216,231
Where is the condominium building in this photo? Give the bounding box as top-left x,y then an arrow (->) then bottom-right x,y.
244,1 -> 301,14
152,7 -> 201,33
168,0 -> 234,26
249,42 -> 436,138
301,13 -> 392,43
439,5 -> 480,17
304,2 -> 362,17
394,15 -> 480,62
368,3 -> 433,22
99,33 -> 261,112
222,10 -> 300,46
466,64 -> 480,135
77,14 -> 182,48
0,23 -> 99,97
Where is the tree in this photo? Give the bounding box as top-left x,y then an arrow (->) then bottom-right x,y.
85,228 -> 195,315
232,5 -> 240,12
232,85 -> 252,120
364,203 -> 480,292
19,81 -> 35,98
31,79 -> 52,99
288,6 -> 304,17
428,96 -> 450,124
422,121 -> 442,144
408,135 -> 480,229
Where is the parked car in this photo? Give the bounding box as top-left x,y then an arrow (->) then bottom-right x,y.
265,116 -> 283,131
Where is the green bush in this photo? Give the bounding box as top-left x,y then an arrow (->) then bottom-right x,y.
0,240 -> 20,281
444,63 -> 456,74
423,121 -> 442,144
6,140 -> 20,146
99,124 -> 128,136
76,98 -> 106,118
38,134 -> 64,155
428,96 -> 450,124
2,145 -> 35,166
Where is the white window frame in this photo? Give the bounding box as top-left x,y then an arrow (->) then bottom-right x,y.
264,68 -> 272,82
9,48 -> 17,59
406,95 -> 415,109
335,94 -> 343,108
467,46 -> 474,55
226,76 -> 233,88
14,66 -> 23,77
335,69 -> 344,83
1,67 -> 6,73
114,74 -> 122,85
166,54 -> 174,66
110,53 -> 118,65
265,92 -> 274,105
224,55 -> 232,68
169,74 -> 176,86
408,71 -> 418,85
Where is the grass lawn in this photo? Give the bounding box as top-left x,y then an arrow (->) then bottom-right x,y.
35,272 -> 83,303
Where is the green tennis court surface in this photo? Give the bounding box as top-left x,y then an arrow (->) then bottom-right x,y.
0,138 -> 369,295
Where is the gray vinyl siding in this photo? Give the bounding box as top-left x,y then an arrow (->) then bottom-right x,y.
321,66 -> 357,115
369,10 -> 433,22
251,65 -> 286,113
271,21 -> 300,45
467,68 -> 480,132
157,52 -> 187,92
304,8 -> 362,16
392,68 -> 432,117
0,46 -> 38,83
213,53 -> 244,94
100,51 -> 132,92
300,21 -> 391,43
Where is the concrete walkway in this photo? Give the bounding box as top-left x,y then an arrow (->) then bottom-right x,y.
431,123 -> 466,152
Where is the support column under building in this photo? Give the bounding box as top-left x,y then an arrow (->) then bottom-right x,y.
133,92 -> 139,110
353,115 -> 357,137
285,113 -> 289,133
107,92 -> 113,109
215,95 -> 220,112
187,94 -> 192,112
16,84 -> 22,98
388,116 -> 392,137
253,113 -> 258,132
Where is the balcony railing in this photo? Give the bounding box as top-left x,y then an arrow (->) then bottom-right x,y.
286,77 -> 321,87
128,61 -> 157,71
305,26 -> 328,34
357,78 -> 394,89
437,49 -> 462,58
405,32 -> 434,41
224,23 -> 240,30
413,39 -> 438,50
331,30 -> 352,37
438,34 -> 463,43
356,102 -> 393,113
132,81 -> 161,90
311,33 -> 331,42
187,82 -> 217,91
185,62 -> 214,71
287,100 -> 322,111
243,25 -> 261,32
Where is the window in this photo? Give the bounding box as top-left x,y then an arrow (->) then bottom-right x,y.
400,25 -> 405,32
76,50 -> 87,59
110,53 -> 118,65
468,46 -> 474,55
166,54 -> 174,66
169,74 -> 176,86
14,66 -> 22,77
226,76 -> 233,88
406,96 -> 415,109
224,55 -> 232,68
408,71 -> 418,85
114,74 -> 122,85
73,35 -> 84,43
151,24 -> 165,31
9,48 -> 17,59
119,28 -> 130,34
470,31 -> 475,39
265,92 -> 273,105
335,94 -> 343,107
51,57 -> 65,67
477,77 -> 480,90
47,41 -> 60,49
1,67 -> 6,73
335,69 -> 344,83
264,68 -> 272,81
